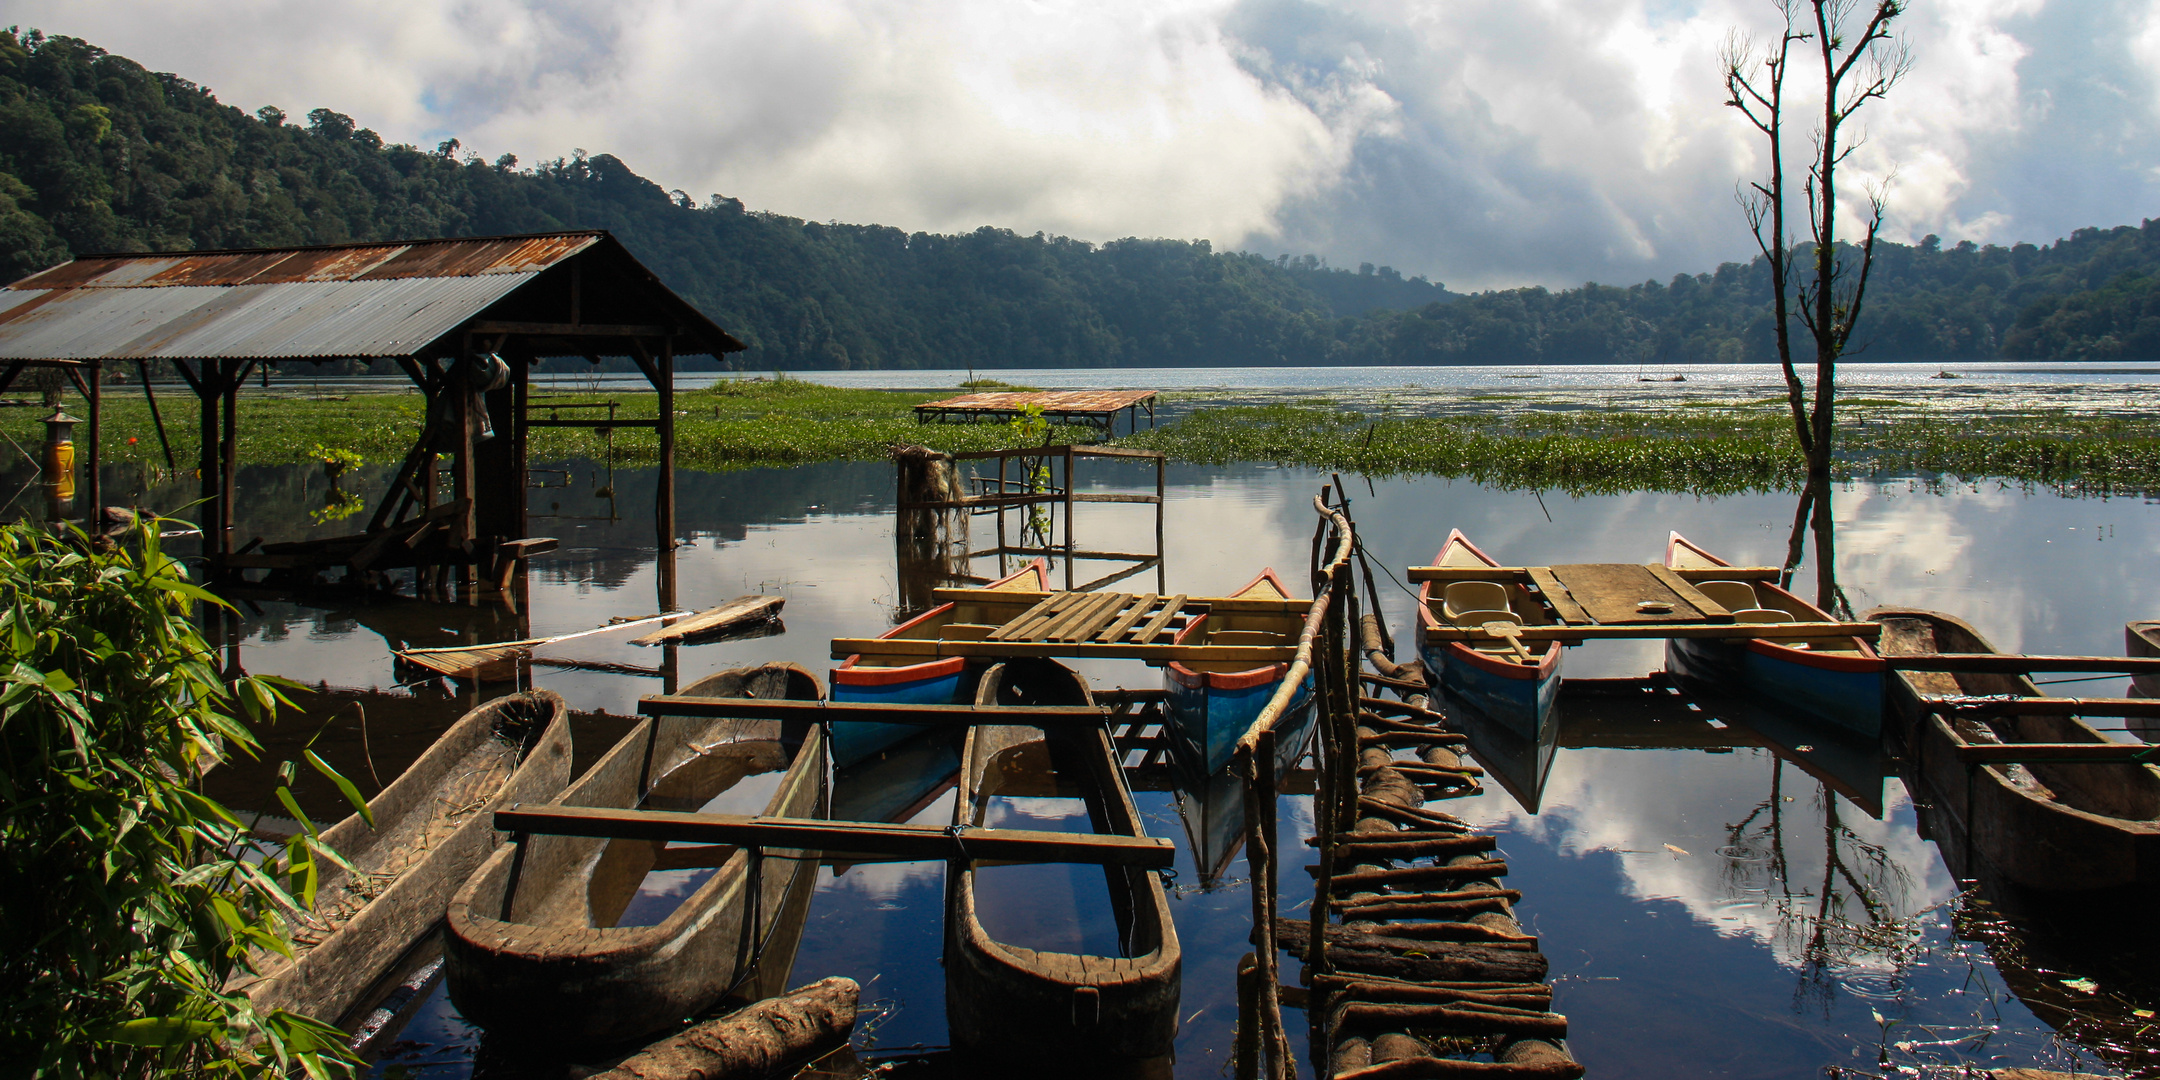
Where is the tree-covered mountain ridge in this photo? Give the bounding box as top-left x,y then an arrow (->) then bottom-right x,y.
2,28 -> 2157,370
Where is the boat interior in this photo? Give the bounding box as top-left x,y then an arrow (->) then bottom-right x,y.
1174,571 -> 1305,677
1668,540 -> 1872,657
1427,541 -> 1558,665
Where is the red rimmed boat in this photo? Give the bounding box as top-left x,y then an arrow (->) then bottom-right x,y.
1665,532 -> 1884,736
1416,530 -> 1562,739
828,558 -> 1048,767
1163,568 -> 1316,778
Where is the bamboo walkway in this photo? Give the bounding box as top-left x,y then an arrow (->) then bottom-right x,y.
1293,678 -> 1581,1079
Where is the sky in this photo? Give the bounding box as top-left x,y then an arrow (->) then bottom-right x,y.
14,0 -> 2160,291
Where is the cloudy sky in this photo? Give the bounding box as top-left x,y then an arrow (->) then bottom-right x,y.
16,0 -> 2160,290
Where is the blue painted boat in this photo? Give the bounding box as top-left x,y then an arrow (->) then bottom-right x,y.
1416,529 -> 1562,739
1663,532 -> 1884,737
1162,569 -> 1317,779
829,559 -> 1047,767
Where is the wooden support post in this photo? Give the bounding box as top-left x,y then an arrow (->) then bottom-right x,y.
1236,952 -> 1261,1080
1063,445 -> 1076,591
657,337 -> 676,550
1155,453 -> 1166,593
218,361 -> 238,564
133,359 -> 175,474
193,362 -> 220,570
84,361 -> 100,525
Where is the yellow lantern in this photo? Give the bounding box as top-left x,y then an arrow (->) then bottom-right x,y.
42,407 -> 78,502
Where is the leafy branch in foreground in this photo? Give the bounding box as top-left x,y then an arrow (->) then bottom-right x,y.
0,519 -> 360,1078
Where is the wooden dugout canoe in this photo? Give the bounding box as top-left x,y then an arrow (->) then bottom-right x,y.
1163,567 -> 1316,778
1873,608 -> 2160,891
444,663 -> 827,1049
829,558 -> 1048,767
1417,529 -> 1562,739
947,658 -> 1181,1065
231,690 -> 571,1026
1666,533 -> 1884,737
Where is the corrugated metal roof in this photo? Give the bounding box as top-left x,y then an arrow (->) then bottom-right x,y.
10,233 -> 599,291
0,275 -> 536,360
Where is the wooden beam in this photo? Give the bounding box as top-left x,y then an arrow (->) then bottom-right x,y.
494,805 -> 1174,867
1524,566 -> 1590,626
828,638 -> 1296,662
1951,741 -> 2159,764
1407,564 -> 1783,583
1890,654 -> 2160,674
1424,620 -> 1879,642
1922,694 -> 2160,719
929,587 -> 1309,614
636,697 -> 1109,724
1645,563 -> 1731,621
465,320 -> 676,338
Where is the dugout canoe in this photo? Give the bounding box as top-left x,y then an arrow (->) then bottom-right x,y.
1665,532 -> 1884,737
231,690 -> 571,1027
828,558 -> 1048,767
1873,607 -> 2160,891
1417,529 -> 1562,739
947,657 -> 1181,1066
444,663 -> 827,1049
1163,567 -> 1317,778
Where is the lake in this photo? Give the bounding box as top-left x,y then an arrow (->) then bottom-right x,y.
108,449 -> 2158,1078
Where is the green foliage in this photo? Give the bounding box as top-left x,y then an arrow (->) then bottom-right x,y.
0,516 -> 359,1077
306,444 -> 363,477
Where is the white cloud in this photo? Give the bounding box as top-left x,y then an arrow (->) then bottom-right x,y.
12,0 -> 2160,291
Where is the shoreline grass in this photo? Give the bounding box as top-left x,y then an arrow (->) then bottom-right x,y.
10,377 -> 2156,496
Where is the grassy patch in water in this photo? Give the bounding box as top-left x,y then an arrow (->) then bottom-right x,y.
11,375 -> 1083,476
1115,403 -> 2160,496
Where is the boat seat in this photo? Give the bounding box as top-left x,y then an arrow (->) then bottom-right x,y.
1449,609 -> 1521,628
1733,608 -> 1795,624
1695,580 -> 1760,612
1442,581 -> 1512,621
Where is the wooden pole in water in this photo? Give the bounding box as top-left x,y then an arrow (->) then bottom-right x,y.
220,361 -> 238,564
657,335 -> 676,550
84,360 -> 100,528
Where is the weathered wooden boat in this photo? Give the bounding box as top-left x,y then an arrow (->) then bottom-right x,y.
829,558 -> 1048,767
444,663 -> 827,1049
1665,533 -> 1884,736
230,690 -> 571,1026
947,658 -> 1181,1066
1874,607 -> 2160,891
1416,529 -> 1562,738
1163,568 -> 1316,778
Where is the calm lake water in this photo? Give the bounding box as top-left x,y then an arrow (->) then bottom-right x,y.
94,452 -> 2160,1078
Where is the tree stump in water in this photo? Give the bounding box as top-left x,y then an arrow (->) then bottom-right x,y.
592,977 -> 859,1080
893,445 -> 969,619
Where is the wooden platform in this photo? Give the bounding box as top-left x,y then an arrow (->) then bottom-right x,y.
914,389 -> 1157,439
1408,562 -> 1879,644
831,588 -> 1303,663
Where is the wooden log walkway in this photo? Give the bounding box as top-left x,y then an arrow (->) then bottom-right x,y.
1298,657 -> 1582,1080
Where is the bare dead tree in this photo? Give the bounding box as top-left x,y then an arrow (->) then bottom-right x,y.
1725,0 -> 1911,482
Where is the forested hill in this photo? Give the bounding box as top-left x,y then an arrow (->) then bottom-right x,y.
3,29 -> 2159,369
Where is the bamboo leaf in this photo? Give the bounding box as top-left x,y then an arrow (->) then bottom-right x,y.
306,749 -> 372,828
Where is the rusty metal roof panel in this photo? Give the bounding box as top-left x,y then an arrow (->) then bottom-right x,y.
356,234 -> 597,280
917,390 -> 1158,414
0,273 -> 536,361
6,232 -> 601,292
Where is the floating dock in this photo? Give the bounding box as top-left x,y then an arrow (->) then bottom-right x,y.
913,388 -> 1158,439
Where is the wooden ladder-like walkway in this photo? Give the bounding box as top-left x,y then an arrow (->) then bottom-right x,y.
1288,678 -> 1583,1079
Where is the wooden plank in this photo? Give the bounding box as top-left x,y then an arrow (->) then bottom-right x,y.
1546,564 -> 1703,625
1407,564 -> 1782,582
1890,654 -> 2160,674
1131,593 -> 1188,645
1058,591 -> 1135,643
636,697 -> 1106,723
1070,493 -> 1161,504
932,587 -> 1307,614
495,805 -> 1174,867
629,595 -> 784,645
827,637 -> 1288,662
1645,563 -> 1732,622
1041,591 -> 1129,643
1424,621 -> 1879,643
1094,592 -> 1159,643
1524,566 -> 1590,627
1950,742 -> 2160,764
988,593 -> 1073,642
1921,694 -> 2160,719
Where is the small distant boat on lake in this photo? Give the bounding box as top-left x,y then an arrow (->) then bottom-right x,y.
1417,530 -> 1562,738
231,690 -> 571,1027
947,658 -> 1181,1067
1664,533 -> 1884,736
444,663 -> 826,1050
1163,568 -> 1316,778
829,558 -> 1049,767
1875,608 -> 2160,892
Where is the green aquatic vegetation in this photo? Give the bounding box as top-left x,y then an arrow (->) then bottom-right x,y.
0,518 -> 364,1076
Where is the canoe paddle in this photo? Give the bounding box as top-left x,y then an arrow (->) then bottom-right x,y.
1481,620 -> 1536,664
